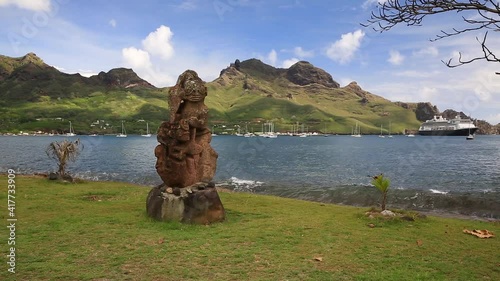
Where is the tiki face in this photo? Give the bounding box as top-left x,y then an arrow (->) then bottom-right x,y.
181,72 -> 207,103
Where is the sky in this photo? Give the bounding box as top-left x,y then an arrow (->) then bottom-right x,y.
0,0 -> 499,124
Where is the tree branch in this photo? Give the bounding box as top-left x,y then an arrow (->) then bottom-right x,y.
362,0 -> 500,71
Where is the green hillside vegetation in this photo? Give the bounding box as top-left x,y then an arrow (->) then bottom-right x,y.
0,54 -> 167,134
206,60 -> 420,134
1,53 -> 423,134
0,89 -> 168,135
1,175 -> 498,280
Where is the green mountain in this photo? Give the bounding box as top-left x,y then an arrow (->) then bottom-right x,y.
0,53 -> 167,135
2,53 -> 495,135
206,59 -> 421,134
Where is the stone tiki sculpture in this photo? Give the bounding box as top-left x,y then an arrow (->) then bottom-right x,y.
146,70 -> 225,224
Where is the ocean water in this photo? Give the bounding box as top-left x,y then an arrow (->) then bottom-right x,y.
1,134 -> 499,218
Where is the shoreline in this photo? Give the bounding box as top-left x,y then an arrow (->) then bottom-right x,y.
6,172 -> 498,222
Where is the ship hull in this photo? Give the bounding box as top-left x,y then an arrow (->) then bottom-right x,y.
418,128 -> 478,136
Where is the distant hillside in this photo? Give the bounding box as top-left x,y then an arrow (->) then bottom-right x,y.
0,53 -> 165,134
0,53 -> 496,135
206,59 -> 421,134
394,102 -> 499,134
0,53 -> 155,102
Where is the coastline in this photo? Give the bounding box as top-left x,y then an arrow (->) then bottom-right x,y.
9,172 -> 498,222
3,173 -> 499,280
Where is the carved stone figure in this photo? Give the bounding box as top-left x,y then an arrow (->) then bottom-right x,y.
147,70 -> 225,224
155,70 -> 218,187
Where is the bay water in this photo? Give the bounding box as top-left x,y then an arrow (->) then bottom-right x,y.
1,134 -> 498,218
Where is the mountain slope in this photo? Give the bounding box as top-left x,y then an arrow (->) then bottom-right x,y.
1,53 -> 495,135
0,53 -> 155,102
206,59 -> 421,134
0,53 -> 165,134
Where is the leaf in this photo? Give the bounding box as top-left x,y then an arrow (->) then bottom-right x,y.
463,229 -> 495,238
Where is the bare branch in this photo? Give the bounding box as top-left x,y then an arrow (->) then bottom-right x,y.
362,0 -> 500,71
444,32 -> 500,67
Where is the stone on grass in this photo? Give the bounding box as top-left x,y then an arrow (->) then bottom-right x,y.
381,210 -> 396,217
146,70 -> 225,224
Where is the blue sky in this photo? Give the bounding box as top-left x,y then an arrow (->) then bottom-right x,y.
1,0 -> 499,123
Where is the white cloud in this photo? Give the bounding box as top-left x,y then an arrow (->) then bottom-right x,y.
413,46 -> 439,57
109,19 -> 117,28
388,50 -> 404,65
359,55 -> 500,124
282,58 -> 299,68
419,86 -> 438,101
294,47 -> 314,58
0,0 -> 51,11
487,113 -> 500,124
326,29 -> 365,64
138,67 -> 176,86
52,65 -> 65,71
471,69 -> 500,103
177,0 -> 197,10
120,25 -> 237,87
362,0 -> 388,9
142,25 -> 174,60
122,45 -> 175,86
339,78 -> 355,87
267,49 -> 278,66
78,69 -> 98,77
122,47 -> 152,69
394,70 -> 441,78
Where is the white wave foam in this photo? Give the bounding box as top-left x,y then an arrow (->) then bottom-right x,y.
406,193 -> 419,200
230,177 -> 263,185
228,177 -> 264,192
430,189 -> 449,195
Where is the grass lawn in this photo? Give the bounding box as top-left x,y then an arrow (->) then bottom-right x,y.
0,175 -> 499,280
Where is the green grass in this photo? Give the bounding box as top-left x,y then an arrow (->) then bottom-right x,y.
0,175 -> 498,280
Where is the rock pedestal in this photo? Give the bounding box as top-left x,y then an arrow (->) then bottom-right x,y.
146,70 -> 225,224
146,182 -> 225,224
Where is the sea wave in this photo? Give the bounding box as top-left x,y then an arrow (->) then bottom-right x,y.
429,189 -> 449,195
219,177 -> 264,192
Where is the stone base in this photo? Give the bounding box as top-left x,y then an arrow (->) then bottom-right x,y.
146,182 -> 225,224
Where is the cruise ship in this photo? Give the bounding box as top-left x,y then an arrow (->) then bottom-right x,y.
418,115 -> 478,136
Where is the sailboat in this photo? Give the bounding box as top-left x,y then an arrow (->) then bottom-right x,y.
262,122 -> 278,138
466,121 -> 474,140
116,121 -> 127,138
66,121 -> 76,136
243,123 -> 255,137
141,122 -> 152,137
352,121 -> 361,137
388,122 -> 393,138
379,124 -> 385,138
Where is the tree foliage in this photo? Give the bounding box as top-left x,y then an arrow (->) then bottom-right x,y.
363,0 -> 500,71
46,138 -> 84,177
371,173 -> 391,210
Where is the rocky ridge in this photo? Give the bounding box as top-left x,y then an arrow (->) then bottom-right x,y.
91,68 -> 155,88
285,61 -> 339,88
0,53 -> 155,101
